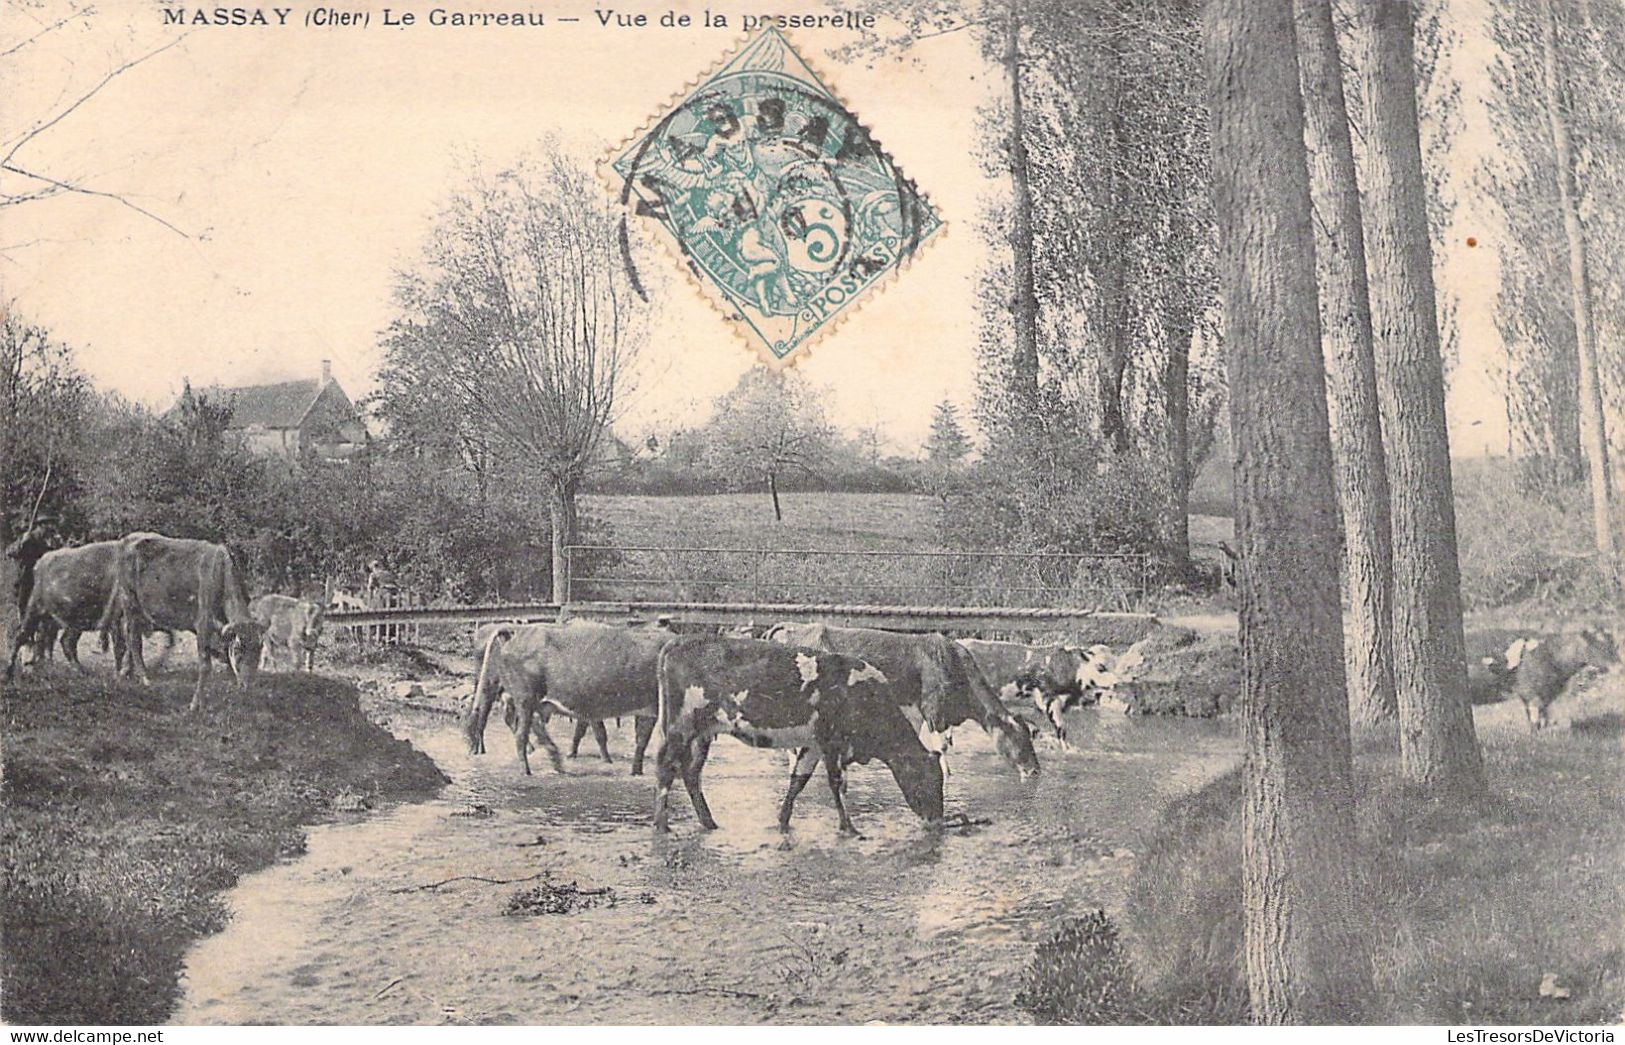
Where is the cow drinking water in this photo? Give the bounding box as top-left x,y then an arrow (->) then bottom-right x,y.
766,622 -> 1040,780
653,634 -> 944,836
1509,628 -> 1618,731
957,638 -> 1120,740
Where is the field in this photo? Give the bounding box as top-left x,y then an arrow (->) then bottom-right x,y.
581,492 -> 1234,608
583,491 -> 945,551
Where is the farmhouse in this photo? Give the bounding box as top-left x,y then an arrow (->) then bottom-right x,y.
181,360 -> 368,463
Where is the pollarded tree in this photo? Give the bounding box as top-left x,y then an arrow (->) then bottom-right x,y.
699,368 -> 832,522
1204,0 -> 1372,1020
382,143 -> 647,602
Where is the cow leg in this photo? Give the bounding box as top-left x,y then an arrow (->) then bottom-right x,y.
592,721 -> 612,763
630,715 -> 656,776
60,628 -> 85,671
653,736 -> 686,833
531,715 -> 566,773
681,735 -> 719,831
514,700 -> 535,775
824,756 -> 860,838
125,615 -> 150,685
777,748 -> 821,832
568,718 -> 588,758
191,646 -> 212,713
4,612 -> 41,680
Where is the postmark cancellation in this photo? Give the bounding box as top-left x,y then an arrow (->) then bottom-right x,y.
609,30 -> 944,368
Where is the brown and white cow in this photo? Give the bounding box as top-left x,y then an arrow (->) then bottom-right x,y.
766,622 -> 1040,779
957,638 -> 1121,739
463,621 -> 668,776
1508,628 -> 1617,731
102,533 -> 263,712
249,594 -> 325,671
653,634 -> 944,835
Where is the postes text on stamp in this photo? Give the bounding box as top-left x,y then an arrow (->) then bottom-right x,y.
610,30 -> 943,367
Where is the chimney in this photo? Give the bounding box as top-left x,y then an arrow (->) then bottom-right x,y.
320,359 -> 332,384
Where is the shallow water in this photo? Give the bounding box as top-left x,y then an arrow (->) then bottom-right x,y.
175,704 -> 1237,1025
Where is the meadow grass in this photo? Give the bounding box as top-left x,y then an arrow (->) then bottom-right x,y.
1051,694 -> 1625,1024
0,671 -> 447,1024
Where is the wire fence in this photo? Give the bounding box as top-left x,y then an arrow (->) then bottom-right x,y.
564,544 -> 1150,612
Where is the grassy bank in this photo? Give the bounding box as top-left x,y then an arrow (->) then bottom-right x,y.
1017,683 -> 1624,1023
0,671 -> 448,1024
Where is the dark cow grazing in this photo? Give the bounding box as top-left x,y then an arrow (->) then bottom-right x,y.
1509,628 -> 1618,731
766,622 -> 1040,779
653,634 -> 944,835
5,540 -> 151,678
464,621 -> 668,776
102,533 -> 263,712
249,594 -> 325,670
957,638 -> 1121,739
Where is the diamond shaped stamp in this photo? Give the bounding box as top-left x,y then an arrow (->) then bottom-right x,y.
609,30 -> 943,367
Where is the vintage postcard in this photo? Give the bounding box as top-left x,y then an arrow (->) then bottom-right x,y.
2,0 -> 1620,1033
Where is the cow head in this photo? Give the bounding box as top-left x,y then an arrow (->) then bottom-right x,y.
886,750 -> 945,824
993,713 -> 1040,779
221,620 -> 264,689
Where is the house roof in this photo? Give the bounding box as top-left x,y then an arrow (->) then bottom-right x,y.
216,379 -> 324,429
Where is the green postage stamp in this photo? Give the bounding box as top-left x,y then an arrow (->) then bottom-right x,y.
610,30 -> 943,366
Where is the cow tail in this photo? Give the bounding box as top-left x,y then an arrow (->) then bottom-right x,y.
653,640 -> 673,746
464,626 -> 512,754
97,537 -> 141,652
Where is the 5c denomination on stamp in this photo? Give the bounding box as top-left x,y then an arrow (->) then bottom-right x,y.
609,30 -> 943,367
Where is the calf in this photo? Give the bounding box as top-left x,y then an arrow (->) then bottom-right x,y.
1510,628 -> 1617,731
464,621 -> 667,776
957,638 -> 1120,739
249,594 -> 325,671
653,635 -> 944,835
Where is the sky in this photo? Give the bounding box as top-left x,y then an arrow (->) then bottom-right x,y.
2,0 -> 1512,456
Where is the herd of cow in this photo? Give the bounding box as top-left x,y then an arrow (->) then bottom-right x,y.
461,619 -> 1132,835
4,532 -> 323,711
6,530 -> 1618,836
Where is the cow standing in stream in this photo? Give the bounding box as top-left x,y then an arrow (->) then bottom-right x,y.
766,622 -> 1040,781
653,634 -> 944,836
102,533 -> 263,712
958,638 -> 1121,740
463,621 -> 666,776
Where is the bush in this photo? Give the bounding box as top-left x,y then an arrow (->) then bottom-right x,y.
1015,910 -> 1140,1024
1454,459 -> 1618,611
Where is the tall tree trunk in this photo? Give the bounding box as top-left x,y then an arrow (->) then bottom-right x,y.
1355,0 -> 1484,792
549,475 -> 579,604
768,471 -> 783,522
1161,296 -> 1194,577
1295,0 -> 1398,726
1538,0 -> 1617,580
1004,0 -> 1041,414
1098,93 -> 1132,455
1204,0 -> 1373,1023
